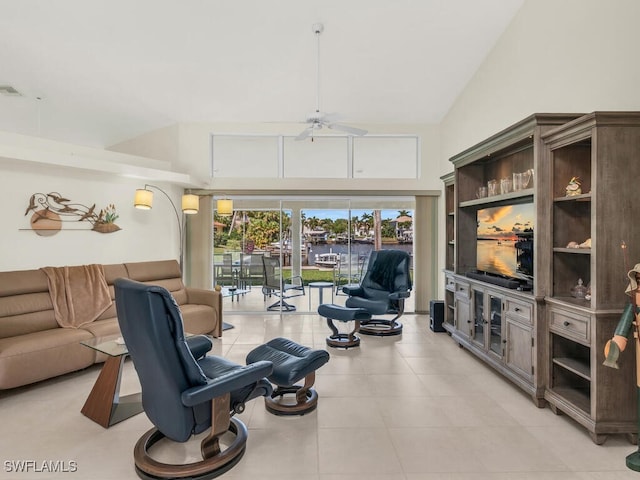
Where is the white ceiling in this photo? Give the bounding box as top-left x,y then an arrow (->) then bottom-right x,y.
0,0 -> 524,148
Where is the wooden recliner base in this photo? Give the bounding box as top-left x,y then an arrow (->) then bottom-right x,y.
359,319 -> 403,337
326,318 -> 361,349
133,394 -> 247,480
265,372 -> 319,416
359,303 -> 405,337
134,418 -> 247,480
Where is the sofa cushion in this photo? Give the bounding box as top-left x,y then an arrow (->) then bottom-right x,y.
96,264 -> 129,321
0,328 -> 95,389
179,304 -> 220,335
124,260 -> 187,304
80,318 -> 120,339
0,269 -> 58,339
0,268 -> 49,297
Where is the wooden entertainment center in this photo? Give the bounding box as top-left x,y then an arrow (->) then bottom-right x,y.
442,112 -> 640,444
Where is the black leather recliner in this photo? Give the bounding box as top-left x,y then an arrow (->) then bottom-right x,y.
342,249 -> 412,336
114,278 -> 273,480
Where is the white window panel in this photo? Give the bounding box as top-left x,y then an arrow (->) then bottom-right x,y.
353,136 -> 418,179
282,136 -> 348,178
211,135 -> 279,178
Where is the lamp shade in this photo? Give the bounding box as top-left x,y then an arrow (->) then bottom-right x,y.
217,198 -> 233,216
134,189 -> 153,210
181,194 -> 199,214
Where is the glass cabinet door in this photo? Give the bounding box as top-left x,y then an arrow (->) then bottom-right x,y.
489,294 -> 503,356
473,289 -> 485,345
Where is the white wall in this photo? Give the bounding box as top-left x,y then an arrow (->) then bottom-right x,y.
434,0 -> 640,297
440,0 -> 640,164
0,158 -> 183,271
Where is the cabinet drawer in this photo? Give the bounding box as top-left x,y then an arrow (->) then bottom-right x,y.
504,299 -> 533,324
549,309 -> 590,344
454,283 -> 470,299
446,276 -> 456,291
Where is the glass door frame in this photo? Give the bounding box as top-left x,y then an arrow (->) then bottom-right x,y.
212,195 -> 415,316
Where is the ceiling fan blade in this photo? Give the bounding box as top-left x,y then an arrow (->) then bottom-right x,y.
321,112 -> 342,123
295,127 -> 313,141
327,123 -> 368,136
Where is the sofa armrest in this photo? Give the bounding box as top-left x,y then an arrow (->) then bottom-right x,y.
185,287 -> 223,338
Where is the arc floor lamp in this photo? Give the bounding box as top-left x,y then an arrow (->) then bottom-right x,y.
134,184 -> 199,271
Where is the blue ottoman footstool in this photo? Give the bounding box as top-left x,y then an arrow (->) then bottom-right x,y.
246,337 -> 330,415
317,303 -> 371,349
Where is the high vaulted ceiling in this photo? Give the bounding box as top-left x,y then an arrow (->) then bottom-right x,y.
0,0 -> 524,148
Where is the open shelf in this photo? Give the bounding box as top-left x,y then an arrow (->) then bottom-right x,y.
551,386 -> 591,414
553,248 -> 591,254
459,189 -> 533,208
553,193 -> 591,202
553,357 -> 590,380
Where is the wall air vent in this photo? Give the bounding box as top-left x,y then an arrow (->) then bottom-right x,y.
0,85 -> 23,96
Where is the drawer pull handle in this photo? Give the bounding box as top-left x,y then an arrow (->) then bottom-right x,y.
563,321 -> 571,327
514,307 -> 520,312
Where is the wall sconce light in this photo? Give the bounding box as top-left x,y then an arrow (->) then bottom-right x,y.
134,184 -> 199,271
216,198 -> 233,217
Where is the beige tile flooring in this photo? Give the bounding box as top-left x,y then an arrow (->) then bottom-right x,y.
1,313 -> 639,479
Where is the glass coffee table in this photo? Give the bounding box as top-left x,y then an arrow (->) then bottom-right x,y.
80,334 -> 143,428
220,286 -> 249,302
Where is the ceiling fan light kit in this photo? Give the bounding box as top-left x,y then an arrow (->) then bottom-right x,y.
296,23 -> 367,142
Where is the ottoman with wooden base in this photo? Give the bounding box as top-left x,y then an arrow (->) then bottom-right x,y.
317,303 -> 371,349
246,337 -> 330,416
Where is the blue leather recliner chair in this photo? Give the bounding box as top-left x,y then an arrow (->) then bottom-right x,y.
114,278 -> 273,479
342,249 -> 412,336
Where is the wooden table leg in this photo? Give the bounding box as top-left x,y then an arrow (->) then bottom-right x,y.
81,355 -> 143,428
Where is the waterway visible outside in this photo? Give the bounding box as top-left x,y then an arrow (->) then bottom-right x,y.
307,242 -> 413,266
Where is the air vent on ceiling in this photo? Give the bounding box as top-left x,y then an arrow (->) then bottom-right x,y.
0,85 -> 23,97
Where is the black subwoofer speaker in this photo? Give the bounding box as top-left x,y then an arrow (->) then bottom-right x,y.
429,300 -> 445,332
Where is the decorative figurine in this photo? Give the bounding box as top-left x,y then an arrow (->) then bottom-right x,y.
565,176 -> 582,196
603,263 -> 640,471
571,278 -> 587,299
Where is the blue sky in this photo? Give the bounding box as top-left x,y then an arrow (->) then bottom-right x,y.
302,209 -> 410,221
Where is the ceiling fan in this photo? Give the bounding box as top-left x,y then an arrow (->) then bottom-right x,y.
295,23 -> 368,141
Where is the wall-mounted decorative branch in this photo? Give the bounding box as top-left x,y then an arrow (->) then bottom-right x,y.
24,192 -> 121,236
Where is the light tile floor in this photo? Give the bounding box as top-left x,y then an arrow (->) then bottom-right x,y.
1,313 -> 639,479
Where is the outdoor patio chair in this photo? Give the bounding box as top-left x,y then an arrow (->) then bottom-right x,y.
262,255 -> 305,311
334,252 -> 368,295
216,252 -> 236,287
240,253 -> 264,289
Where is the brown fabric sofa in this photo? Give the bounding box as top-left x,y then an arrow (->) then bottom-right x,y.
0,259 -> 222,390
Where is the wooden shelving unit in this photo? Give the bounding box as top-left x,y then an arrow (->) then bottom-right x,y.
442,111 -> 640,444
542,112 -> 640,444
443,113 -> 581,407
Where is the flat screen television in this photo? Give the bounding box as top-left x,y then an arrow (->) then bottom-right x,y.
475,202 -> 534,286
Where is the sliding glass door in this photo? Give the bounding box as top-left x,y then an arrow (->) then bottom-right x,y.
212,196 -> 414,315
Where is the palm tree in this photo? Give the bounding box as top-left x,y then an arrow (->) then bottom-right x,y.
360,212 -> 373,236
351,215 -> 360,236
